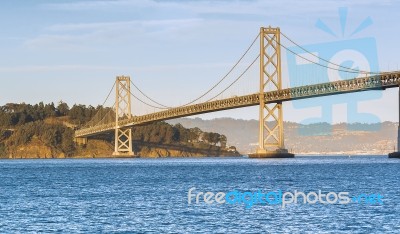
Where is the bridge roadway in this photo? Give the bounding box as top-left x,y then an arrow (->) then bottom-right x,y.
75,71 -> 400,138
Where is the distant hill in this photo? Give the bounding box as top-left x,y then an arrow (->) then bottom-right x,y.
167,118 -> 398,155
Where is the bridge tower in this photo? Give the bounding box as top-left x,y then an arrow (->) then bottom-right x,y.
113,76 -> 134,156
249,26 -> 294,158
389,86 -> 400,158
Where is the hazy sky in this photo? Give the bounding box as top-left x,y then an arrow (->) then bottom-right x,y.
0,0 -> 399,123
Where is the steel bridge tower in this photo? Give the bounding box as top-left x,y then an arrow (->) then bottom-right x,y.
250,26 -> 294,158
389,86 -> 400,158
113,76 -> 134,156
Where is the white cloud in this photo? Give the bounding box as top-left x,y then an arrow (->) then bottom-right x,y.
46,19 -> 203,32
0,65 -> 120,73
29,0 -> 399,50
24,18 -> 204,50
0,62 -> 237,73
43,0 -> 156,11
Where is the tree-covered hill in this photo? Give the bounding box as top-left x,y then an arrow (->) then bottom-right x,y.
0,102 -> 238,158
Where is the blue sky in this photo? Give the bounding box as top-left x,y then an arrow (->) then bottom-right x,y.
0,0 -> 399,123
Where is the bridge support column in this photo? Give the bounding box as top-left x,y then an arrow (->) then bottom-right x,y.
389,86 -> 400,158
249,26 -> 294,158
74,137 -> 87,145
113,76 -> 134,157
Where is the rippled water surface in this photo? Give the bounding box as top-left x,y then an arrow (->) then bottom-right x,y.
0,156 -> 399,233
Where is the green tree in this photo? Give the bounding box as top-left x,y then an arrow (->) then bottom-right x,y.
57,101 -> 70,116
44,102 -> 57,117
61,129 -> 75,156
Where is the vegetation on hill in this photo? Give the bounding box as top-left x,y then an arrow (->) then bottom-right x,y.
0,102 -> 237,158
132,122 -> 227,147
130,122 -> 233,157
0,102 -> 106,127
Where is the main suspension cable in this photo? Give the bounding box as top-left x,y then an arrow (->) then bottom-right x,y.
127,55 -> 259,110
280,32 -> 379,74
180,33 -> 260,106
130,80 -> 170,108
205,54 -> 260,102
83,81 -> 116,127
128,32 -> 260,109
126,85 -> 169,110
94,104 -> 116,126
273,35 -> 371,74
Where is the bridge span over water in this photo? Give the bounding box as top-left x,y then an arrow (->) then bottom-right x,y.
74,27 -> 400,158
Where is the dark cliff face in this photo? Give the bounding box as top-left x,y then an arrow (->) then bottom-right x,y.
1,127 -> 238,159
3,140 -> 240,158
133,141 -> 240,157
72,139 -> 240,158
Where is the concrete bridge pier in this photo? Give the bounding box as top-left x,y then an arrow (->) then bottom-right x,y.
249,148 -> 295,158
74,137 -> 87,145
388,86 -> 400,158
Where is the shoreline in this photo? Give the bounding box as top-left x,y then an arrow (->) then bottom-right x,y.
0,154 -> 391,160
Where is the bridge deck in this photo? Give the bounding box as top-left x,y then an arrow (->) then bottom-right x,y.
75,72 -> 400,138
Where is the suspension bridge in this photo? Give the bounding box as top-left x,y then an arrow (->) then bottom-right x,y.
74,26 -> 400,158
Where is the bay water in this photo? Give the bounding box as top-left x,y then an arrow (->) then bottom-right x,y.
0,156 -> 399,233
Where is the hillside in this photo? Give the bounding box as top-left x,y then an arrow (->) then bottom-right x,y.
0,103 -> 239,158
167,117 -> 398,155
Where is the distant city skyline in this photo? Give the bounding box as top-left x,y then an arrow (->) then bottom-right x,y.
1,0 -> 399,123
